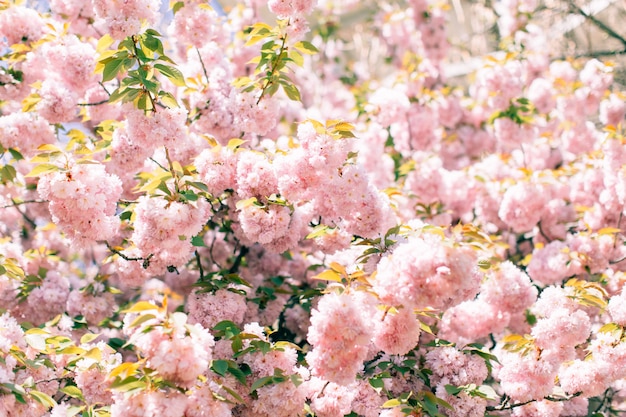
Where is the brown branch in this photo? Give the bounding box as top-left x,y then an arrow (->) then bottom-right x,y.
196,47 -> 210,85
105,241 -> 153,269
77,99 -> 110,106
568,1 -> 626,48
10,198 -> 37,229
486,392 -> 582,412
0,199 -> 47,208
554,48 -> 626,61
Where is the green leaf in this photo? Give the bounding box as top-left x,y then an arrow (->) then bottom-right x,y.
369,377 -> 385,389
211,359 -> 229,376
25,163 -> 60,178
191,236 -> 206,247
1,165 -> 17,182
110,376 -> 147,392
212,320 -> 241,338
120,211 -> 132,221
445,384 -> 463,396
8,148 -> 24,161
127,313 -> 156,329
476,384 -> 498,400
228,364 -> 250,385
294,41 -> 319,55
382,399 -> 402,408
250,375 -> 274,392
282,83 -> 301,101
137,92 -> 152,111
142,34 -> 163,54
59,385 -> 85,400
158,91 -> 179,108
102,58 -> 126,82
24,330 -> 49,351
172,1 -> 184,14
30,390 -> 56,409
289,50 -> 304,67
236,197 -> 258,211
154,63 -> 186,87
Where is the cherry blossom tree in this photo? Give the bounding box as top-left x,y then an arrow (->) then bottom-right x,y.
2,0 -> 626,416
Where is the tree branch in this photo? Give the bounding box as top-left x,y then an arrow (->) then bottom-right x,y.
568,1 -> 626,48
486,392 -> 582,412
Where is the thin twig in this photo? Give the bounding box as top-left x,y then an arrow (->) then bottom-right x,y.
554,48 -> 626,61
568,1 -> 626,48
77,99 -> 110,106
228,245 -> 249,274
195,250 -> 205,280
99,81 -> 112,96
105,241 -> 153,269
196,47 -> 210,85
10,198 -> 36,229
486,392 -> 582,411
0,199 -> 47,208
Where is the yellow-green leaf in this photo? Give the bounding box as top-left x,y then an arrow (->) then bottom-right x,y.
159,91 -> 179,108
154,63 -> 186,87
30,390 -> 56,409
294,41 -> 319,55
96,33 -> 115,54
598,227 -> 622,235
108,362 -> 141,379
329,262 -> 347,276
227,138 -> 247,150
236,197 -> 258,211
25,163 -> 61,178
312,269 -> 342,282
382,399 -> 402,408
121,301 -> 160,314
306,224 -> 331,239
80,333 -> 100,345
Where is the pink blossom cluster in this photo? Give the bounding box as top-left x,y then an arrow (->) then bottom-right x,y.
123,309 -> 214,389
131,195 -> 211,270
37,162 -> 122,246
92,0 -> 161,39
373,233 -> 481,311
306,292 -> 375,385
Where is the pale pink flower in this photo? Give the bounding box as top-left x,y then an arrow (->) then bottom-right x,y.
306,292 -> 375,385
558,358 -> 612,397
426,346 -> 488,386
110,389 -> 187,417
187,288 -> 247,330
93,0 -> 161,39
511,399 -> 563,417
0,5 -> 45,46
36,80 -> 78,124
306,378 -> 356,417
131,196 -> 210,270
37,162 -> 122,246
185,385 -> 233,417
373,234 -> 480,310
531,308 -> 591,352
0,112 -> 55,157
372,307 -> 420,355
498,181 -> 551,233
608,287 -> 626,325
497,350 -> 558,402
438,299 -> 510,344
599,93 -> 626,126
194,145 -> 239,196
526,240 -> 573,286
